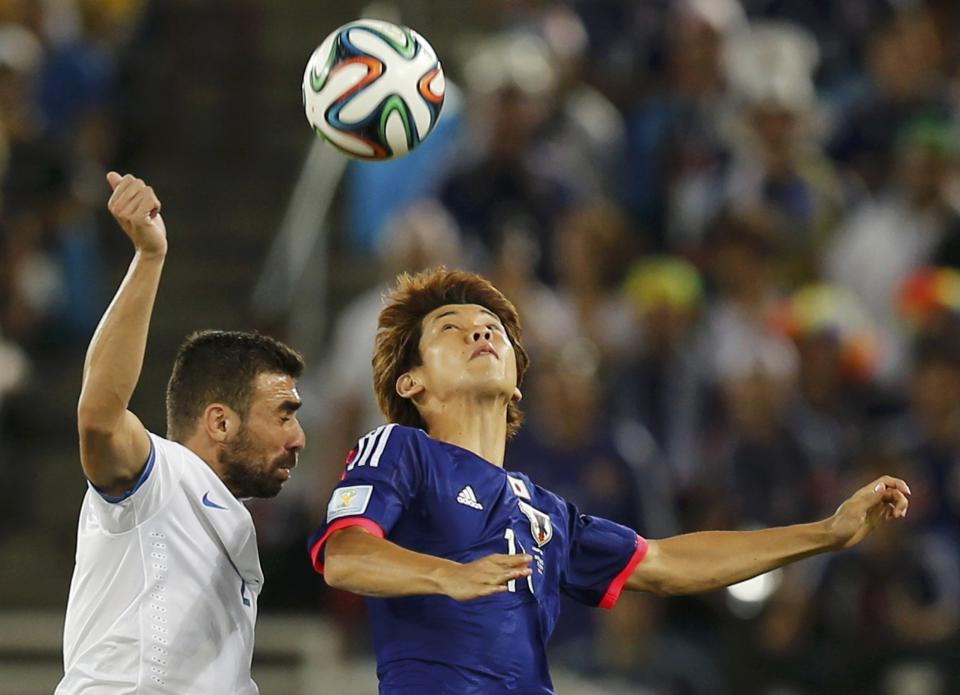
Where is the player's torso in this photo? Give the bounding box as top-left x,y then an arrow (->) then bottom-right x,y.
373,436 -> 567,692
404,442 -> 565,598
60,451 -> 261,694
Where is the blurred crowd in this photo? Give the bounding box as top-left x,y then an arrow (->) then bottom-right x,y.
0,0 -> 153,531
313,1 -> 960,693
5,0 -> 960,693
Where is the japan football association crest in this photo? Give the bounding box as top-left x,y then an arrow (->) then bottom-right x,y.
507,476 -> 531,500
518,500 -> 553,546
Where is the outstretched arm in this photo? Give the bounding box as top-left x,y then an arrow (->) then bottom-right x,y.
324,526 -> 533,600
627,476 -> 911,596
77,173 -> 167,497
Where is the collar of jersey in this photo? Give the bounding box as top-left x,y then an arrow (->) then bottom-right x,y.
429,434 -> 513,475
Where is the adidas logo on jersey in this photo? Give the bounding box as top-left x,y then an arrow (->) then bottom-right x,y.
456,486 -> 483,510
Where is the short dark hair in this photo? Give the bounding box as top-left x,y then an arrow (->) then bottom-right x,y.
165,330 -> 305,441
373,268 -> 529,438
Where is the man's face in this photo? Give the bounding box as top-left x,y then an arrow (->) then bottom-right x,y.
219,372 -> 305,498
408,303 -> 520,405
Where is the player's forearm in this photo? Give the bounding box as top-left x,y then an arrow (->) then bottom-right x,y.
77,251 -> 165,431
324,528 -> 459,598
629,520 -> 837,596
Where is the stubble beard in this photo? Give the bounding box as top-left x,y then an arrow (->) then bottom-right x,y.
219,427 -> 287,499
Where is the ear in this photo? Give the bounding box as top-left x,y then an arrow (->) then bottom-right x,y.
202,403 -> 239,443
512,386 -> 523,403
396,372 -> 424,400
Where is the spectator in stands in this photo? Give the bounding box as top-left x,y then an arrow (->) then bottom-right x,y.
671,21 -> 844,283
551,199 -> 640,369
439,29 -> 580,282
619,0 -> 745,249
774,284 -> 879,515
612,256 -> 717,491
829,4 -> 951,195
825,117 -> 960,384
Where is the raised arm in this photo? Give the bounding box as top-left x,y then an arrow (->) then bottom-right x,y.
324,526 -> 533,600
627,476 -> 911,596
77,172 -> 167,497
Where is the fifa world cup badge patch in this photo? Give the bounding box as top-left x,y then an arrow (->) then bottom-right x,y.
518,500 -> 553,546
327,485 -> 373,522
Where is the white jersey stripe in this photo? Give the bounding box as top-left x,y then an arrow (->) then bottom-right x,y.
368,423 -> 397,468
348,433 -> 372,471
353,426 -> 383,468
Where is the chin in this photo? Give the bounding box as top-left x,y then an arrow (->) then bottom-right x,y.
462,368 -> 513,386
260,474 -> 286,498
229,473 -> 284,500
258,485 -> 283,499
245,482 -> 283,499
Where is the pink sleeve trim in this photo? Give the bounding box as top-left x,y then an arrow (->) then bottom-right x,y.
599,534 -> 649,610
309,517 -> 385,574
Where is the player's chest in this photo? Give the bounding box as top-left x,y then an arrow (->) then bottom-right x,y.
415,468 -> 565,577
170,479 -> 264,587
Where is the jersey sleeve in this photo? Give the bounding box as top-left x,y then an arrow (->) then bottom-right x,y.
85,432 -> 176,533
308,424 -> 422,574
560,500 -> 649,610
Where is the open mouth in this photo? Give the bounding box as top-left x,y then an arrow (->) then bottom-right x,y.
471,345 -> 499,360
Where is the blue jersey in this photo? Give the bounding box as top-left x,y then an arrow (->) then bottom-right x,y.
309,424 -> 647,695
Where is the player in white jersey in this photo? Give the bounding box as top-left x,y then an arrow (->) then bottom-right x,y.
57,172 -> 306,694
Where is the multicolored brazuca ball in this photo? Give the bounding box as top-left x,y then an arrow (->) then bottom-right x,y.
302,19 -> 445,160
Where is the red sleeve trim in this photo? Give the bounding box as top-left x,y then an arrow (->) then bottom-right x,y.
599,534 -> 649,610
309,517 -> 385,574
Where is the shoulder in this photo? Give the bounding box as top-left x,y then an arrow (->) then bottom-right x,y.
146,434 -> 216,487
147,433 -> 202,471
148,432 -> 183,458
83,433 -> 185,520
346,424 -> 426,470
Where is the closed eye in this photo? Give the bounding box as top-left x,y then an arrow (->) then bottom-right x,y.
278,400 -> 302,422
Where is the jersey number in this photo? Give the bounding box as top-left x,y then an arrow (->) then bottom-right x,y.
503,528 -> 535,594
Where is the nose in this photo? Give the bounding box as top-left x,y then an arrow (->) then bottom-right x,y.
471,327 -> 492,343
288,420 -> 306,451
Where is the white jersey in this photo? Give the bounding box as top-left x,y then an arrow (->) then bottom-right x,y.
57,433 -> 263,695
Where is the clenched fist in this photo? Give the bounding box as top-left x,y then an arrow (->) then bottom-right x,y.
106,172 -> 167,257
828,475 -> 911,549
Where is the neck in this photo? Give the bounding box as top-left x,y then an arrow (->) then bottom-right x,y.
422,395 -> 509,467
180,433 -> 233,491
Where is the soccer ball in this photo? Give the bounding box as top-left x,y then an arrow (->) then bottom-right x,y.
302,19 -> 445,160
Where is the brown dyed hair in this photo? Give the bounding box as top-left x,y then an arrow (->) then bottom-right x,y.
373,268 -> 530,438
166,330 -> 304,441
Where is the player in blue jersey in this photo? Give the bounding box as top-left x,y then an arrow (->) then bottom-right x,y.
309,268 -> 910,695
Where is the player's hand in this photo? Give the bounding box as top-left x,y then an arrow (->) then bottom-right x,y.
828,475 -> 911,549
438,553 -> 533,601
106,172 -> 167,257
